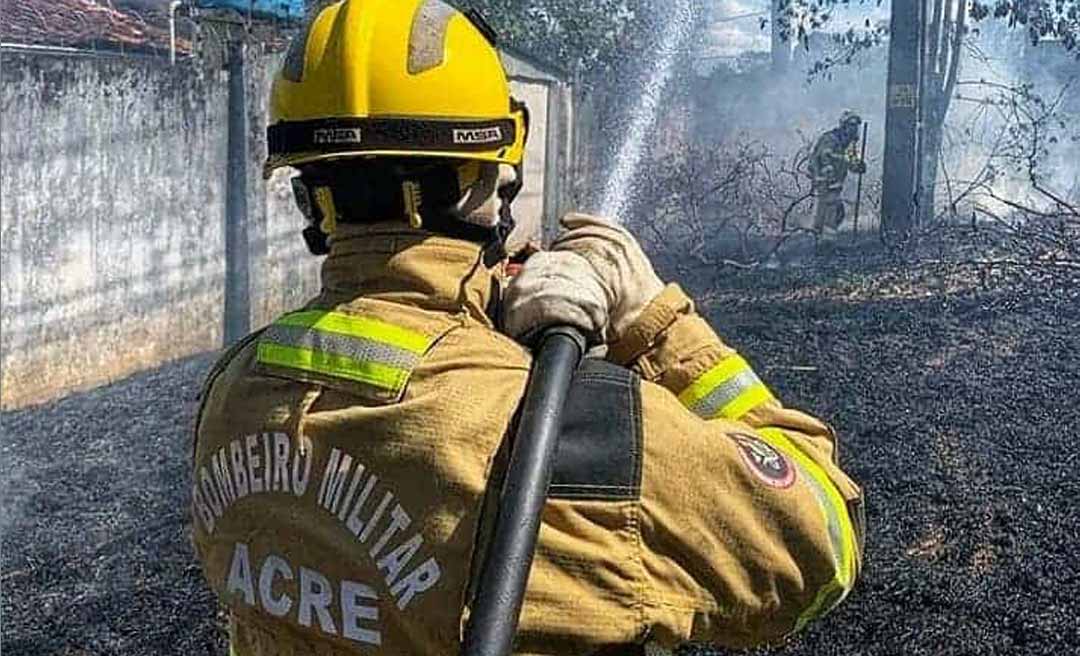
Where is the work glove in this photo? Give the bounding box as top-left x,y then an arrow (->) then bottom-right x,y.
503,213 -> 665,345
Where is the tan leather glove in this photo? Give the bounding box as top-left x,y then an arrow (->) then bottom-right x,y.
502,250 -> 611,344
502,213 -> 665,344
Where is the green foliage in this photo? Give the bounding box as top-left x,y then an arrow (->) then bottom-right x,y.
775,0 -> 1079,59
969,0 -> 1079,52
454,0 -> 668,80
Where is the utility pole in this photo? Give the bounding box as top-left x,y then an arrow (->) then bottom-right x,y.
224,37 -> 251,345
881,0 -> 923,237
193,4 -> 307,345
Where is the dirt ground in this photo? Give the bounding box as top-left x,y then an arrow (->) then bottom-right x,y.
3,226 -> 1079,655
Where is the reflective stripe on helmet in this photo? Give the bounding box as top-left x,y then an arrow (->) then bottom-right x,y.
408,0 -> 457,74
756,427 -> 858,630
678,354 -> 775,420
256,311 -> 433,394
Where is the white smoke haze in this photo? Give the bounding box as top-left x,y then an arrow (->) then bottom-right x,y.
696,1 -> 892,73
0,458 -> 38,536
593,0 -> 1078,241
933,24 -> 1080,220
699,0 -> 769,61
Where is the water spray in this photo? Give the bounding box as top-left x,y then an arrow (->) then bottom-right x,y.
598,0 -> 696,221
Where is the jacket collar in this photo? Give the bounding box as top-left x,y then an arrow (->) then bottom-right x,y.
318,222 -> 503,327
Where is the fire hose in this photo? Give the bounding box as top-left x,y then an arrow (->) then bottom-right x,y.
461,326 -> 587,656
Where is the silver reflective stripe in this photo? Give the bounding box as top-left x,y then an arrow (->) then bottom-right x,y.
689,368 -> 762,418
408,0 -> 457,74
795,458 -> 846,576
262,324 -> 421,371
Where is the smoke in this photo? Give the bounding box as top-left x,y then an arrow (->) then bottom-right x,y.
936,24 -> 1080,217
630,6 -> 1079,230
111,0 -> 174,7
0,459 -> 34,536
697,0 -> 769,66
689,34 -> 890,194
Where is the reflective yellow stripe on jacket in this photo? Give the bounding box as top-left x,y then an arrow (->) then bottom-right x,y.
756,427 -> 859,629
678,354 -> 774,420
256,310 -> 433,394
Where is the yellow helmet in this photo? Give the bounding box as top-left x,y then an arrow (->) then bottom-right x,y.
265,0 -> 528,179
839,110 -> 863,128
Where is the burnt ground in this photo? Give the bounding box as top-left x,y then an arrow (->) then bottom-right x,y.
0,355 -> 225,655
3,226 -> 1080,655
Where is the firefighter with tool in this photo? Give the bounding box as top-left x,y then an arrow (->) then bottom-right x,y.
190,1 -> 866,654
809,111 -> 868,240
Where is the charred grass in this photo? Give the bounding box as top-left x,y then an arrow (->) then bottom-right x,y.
3,227 -> 1079,655
676,227 -> 1080,655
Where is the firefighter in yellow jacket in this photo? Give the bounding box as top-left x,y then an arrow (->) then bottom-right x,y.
191,1 -> 866,653
809,111 -> 867,240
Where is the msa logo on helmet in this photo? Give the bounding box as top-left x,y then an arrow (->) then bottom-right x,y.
314,128 -> 363,145
453,126 -> 503,145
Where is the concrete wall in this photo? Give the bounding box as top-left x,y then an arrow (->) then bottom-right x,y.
1,54 -> 225,409
0,52 -> 318,409
505,79 -> 548,250
245,51 -> 323,331
503,48 -> 574,247
0,48 -> 573,410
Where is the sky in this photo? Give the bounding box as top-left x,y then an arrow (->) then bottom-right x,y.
700,0 -> 892,60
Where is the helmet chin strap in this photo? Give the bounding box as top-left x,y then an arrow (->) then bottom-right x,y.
483,163 -> 523,267
292,159 -> 524,261
484,97 -> 529,266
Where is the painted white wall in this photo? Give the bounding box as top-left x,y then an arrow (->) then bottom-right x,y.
0,53 -> 316,409
0,47 -> 571,409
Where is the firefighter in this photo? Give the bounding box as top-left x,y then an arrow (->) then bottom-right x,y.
190,1 -> 866,653
809,111 -> 867,240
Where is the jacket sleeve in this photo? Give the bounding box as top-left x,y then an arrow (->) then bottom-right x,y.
609,284 -> 866,648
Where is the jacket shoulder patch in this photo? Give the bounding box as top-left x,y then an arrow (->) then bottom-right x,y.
550,359 -> 643,501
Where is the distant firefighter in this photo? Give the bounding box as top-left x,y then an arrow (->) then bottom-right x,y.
809,111 -> 867,239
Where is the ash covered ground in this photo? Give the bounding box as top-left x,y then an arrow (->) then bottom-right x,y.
3,228 -> 1080,655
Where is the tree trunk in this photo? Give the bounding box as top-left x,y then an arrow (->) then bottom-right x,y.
917,0 -> 966,225
881,0 -> 924,236
772,1 -> 791,73
920,118 -> 945,221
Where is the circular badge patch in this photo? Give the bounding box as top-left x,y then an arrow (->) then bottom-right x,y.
729,433 -> 797,489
